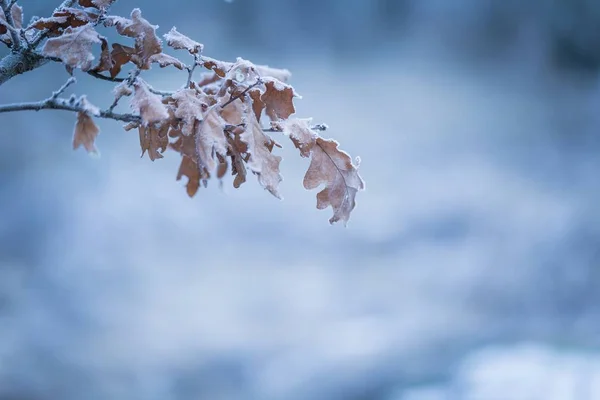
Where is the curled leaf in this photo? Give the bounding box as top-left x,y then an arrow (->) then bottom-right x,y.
73,111 -> 100,155
131,78 -> 169,124
164,27 -> 203,54
303,137 -> 365,225
41,25 -> 102,71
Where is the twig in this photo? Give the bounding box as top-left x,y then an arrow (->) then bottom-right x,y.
186,54 -> 200,88
1,0 -> 21,50
221,78 -> 262,109
50,76 -> 76,99
87,70 -> 125,83
0,77 -> 140,123
0,99 -> 141,123
263,124 -> 328,133
7,0 -> 17,9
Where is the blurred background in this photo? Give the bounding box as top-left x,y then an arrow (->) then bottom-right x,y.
2,0 -> 600,399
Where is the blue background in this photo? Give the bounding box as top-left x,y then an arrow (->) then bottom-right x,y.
1,0 -> 600,399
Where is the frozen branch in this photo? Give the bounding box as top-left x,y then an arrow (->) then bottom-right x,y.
1,0 -> 21,50
0,77 -> 140,123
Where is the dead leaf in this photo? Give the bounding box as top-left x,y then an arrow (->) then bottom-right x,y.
303,137 -> 365,225
260,78 -> 297,121
148,53 -> 185,70
104,8 -> 162,69
131,78 -> 169,124
195,105 -> 228,174
42,25 -> 102,71
277,118 -> 317,157
73,111 -> 100,154
30,8 -> 97,34
240,107 -> 282,198
92,38 -> 113,73
109,43 -> 135,77
139,122 -> 169,161
171,88 -> 209,136
164,27 -> 203,54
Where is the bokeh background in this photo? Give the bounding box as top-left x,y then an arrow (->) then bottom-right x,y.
2,0 -> 600,399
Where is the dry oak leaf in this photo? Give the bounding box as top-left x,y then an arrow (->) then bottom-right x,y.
195,104 -> 228,174
303,137 -> 365,225
0,4 -> 22,38
73,111 -> 100,154
171,89 -> 209,136
131,78 -> 169,124
164,27 -> 203,54
177,155 -> 204,197
147,53 -> 185,70
104,9 -> 162,69
240,107 -> 282,198
41,25 -> 102,71
276,118 -> 317,158
92,38 -> 113,73
260,77 -> 297,121
138,122 -> 169,161
31,8 -> 97,34
109,43 -> 134,77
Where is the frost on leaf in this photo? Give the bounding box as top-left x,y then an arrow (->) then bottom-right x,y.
164,28 -> 203,54
73,111 -> 100,154
104,8 -> 162,69
131,78 -> 169,124
171,89 -> 208,136
109,43 -> 134,77
195,105 -> 228,174
260,78 -> 296,121
41,25 -> 102,71
303,137 -> 365,225
0,4 -> 22,40
147,53 -> 185,70
276,118 -> 317,157
138,123 -> 168,161
240,107 -> 282,198
92,38 -> 113,73
30,8 -> 97,34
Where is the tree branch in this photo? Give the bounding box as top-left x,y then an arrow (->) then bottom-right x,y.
1,0 -> 21,50
0,99 -> 141,123
0,76 -> 140,123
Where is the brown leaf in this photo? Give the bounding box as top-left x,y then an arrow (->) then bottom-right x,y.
195,105 -> 228,174
164,27 -> 203,54
201,56 -> 233,78
31,8 -> 97,34
138,122 -> 169,161
148,53 -> 185,70
260,78 -> 297,121
92,38 -> 113,73
240,107 -> 282,198
104,8 -> 162,69
41,25 -> 102,71
109,43 -> 134,77
171,88 -> 209,136
277,118 -> 317,157
131,78 -> 169,124
303,137 -> 365,225
73,111 -> 100,154
176,155 -> 209,197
